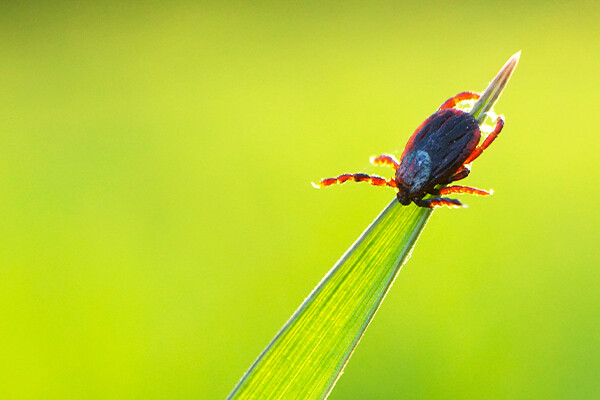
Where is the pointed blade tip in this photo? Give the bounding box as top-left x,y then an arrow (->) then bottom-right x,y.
505,51 -> 521,72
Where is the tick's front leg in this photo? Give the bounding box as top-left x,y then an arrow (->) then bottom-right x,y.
370,154 -> 400,170
428,185 -> 492,196
413,197 -> 464,208
313,173 -> 396,189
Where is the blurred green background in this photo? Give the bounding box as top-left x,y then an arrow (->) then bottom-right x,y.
1,1 -> 599,399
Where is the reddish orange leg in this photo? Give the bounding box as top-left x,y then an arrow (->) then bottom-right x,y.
438,92 -> 480,111
440,165 -> 470,185
414,197 -> 463,208
464,115 -> 505,164
436,186 -> 492,196
313,173 -> 396,189
370,154 -> 400,169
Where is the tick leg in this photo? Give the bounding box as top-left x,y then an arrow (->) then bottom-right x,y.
370,154 -> 400,170
436,186 -> 492,196
438,92 -> 480,111
439,165 -> 470,185
464,115 -> 505,164
414,197 -> 464,208
313,173 -> 396,189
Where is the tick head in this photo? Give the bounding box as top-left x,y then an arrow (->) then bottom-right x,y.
395,189 -> 412,206
395,150 -> 432,200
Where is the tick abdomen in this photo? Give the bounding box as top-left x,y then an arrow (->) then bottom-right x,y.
400,109 -> 481,189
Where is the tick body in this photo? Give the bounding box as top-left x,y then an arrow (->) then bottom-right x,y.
314,92 -> 505,208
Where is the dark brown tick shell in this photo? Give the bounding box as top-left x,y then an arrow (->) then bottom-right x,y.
395,108 -> 480,198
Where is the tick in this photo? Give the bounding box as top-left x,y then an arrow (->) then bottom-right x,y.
313,91 -> 505,208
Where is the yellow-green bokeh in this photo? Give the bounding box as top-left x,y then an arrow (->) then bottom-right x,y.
1,1 -> 598,399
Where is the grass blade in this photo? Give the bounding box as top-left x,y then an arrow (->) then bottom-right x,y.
228,52 -> 519,400
229,202 -> 432,399
471,51 -> 520,123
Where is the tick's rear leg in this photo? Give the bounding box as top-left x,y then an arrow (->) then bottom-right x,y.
438,92 -> 480,111
464,115 -> 505,164
429,185 -> 492,196
414,197 -> 464,208
370,154 -> 400,169
313,173 -> 396,189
